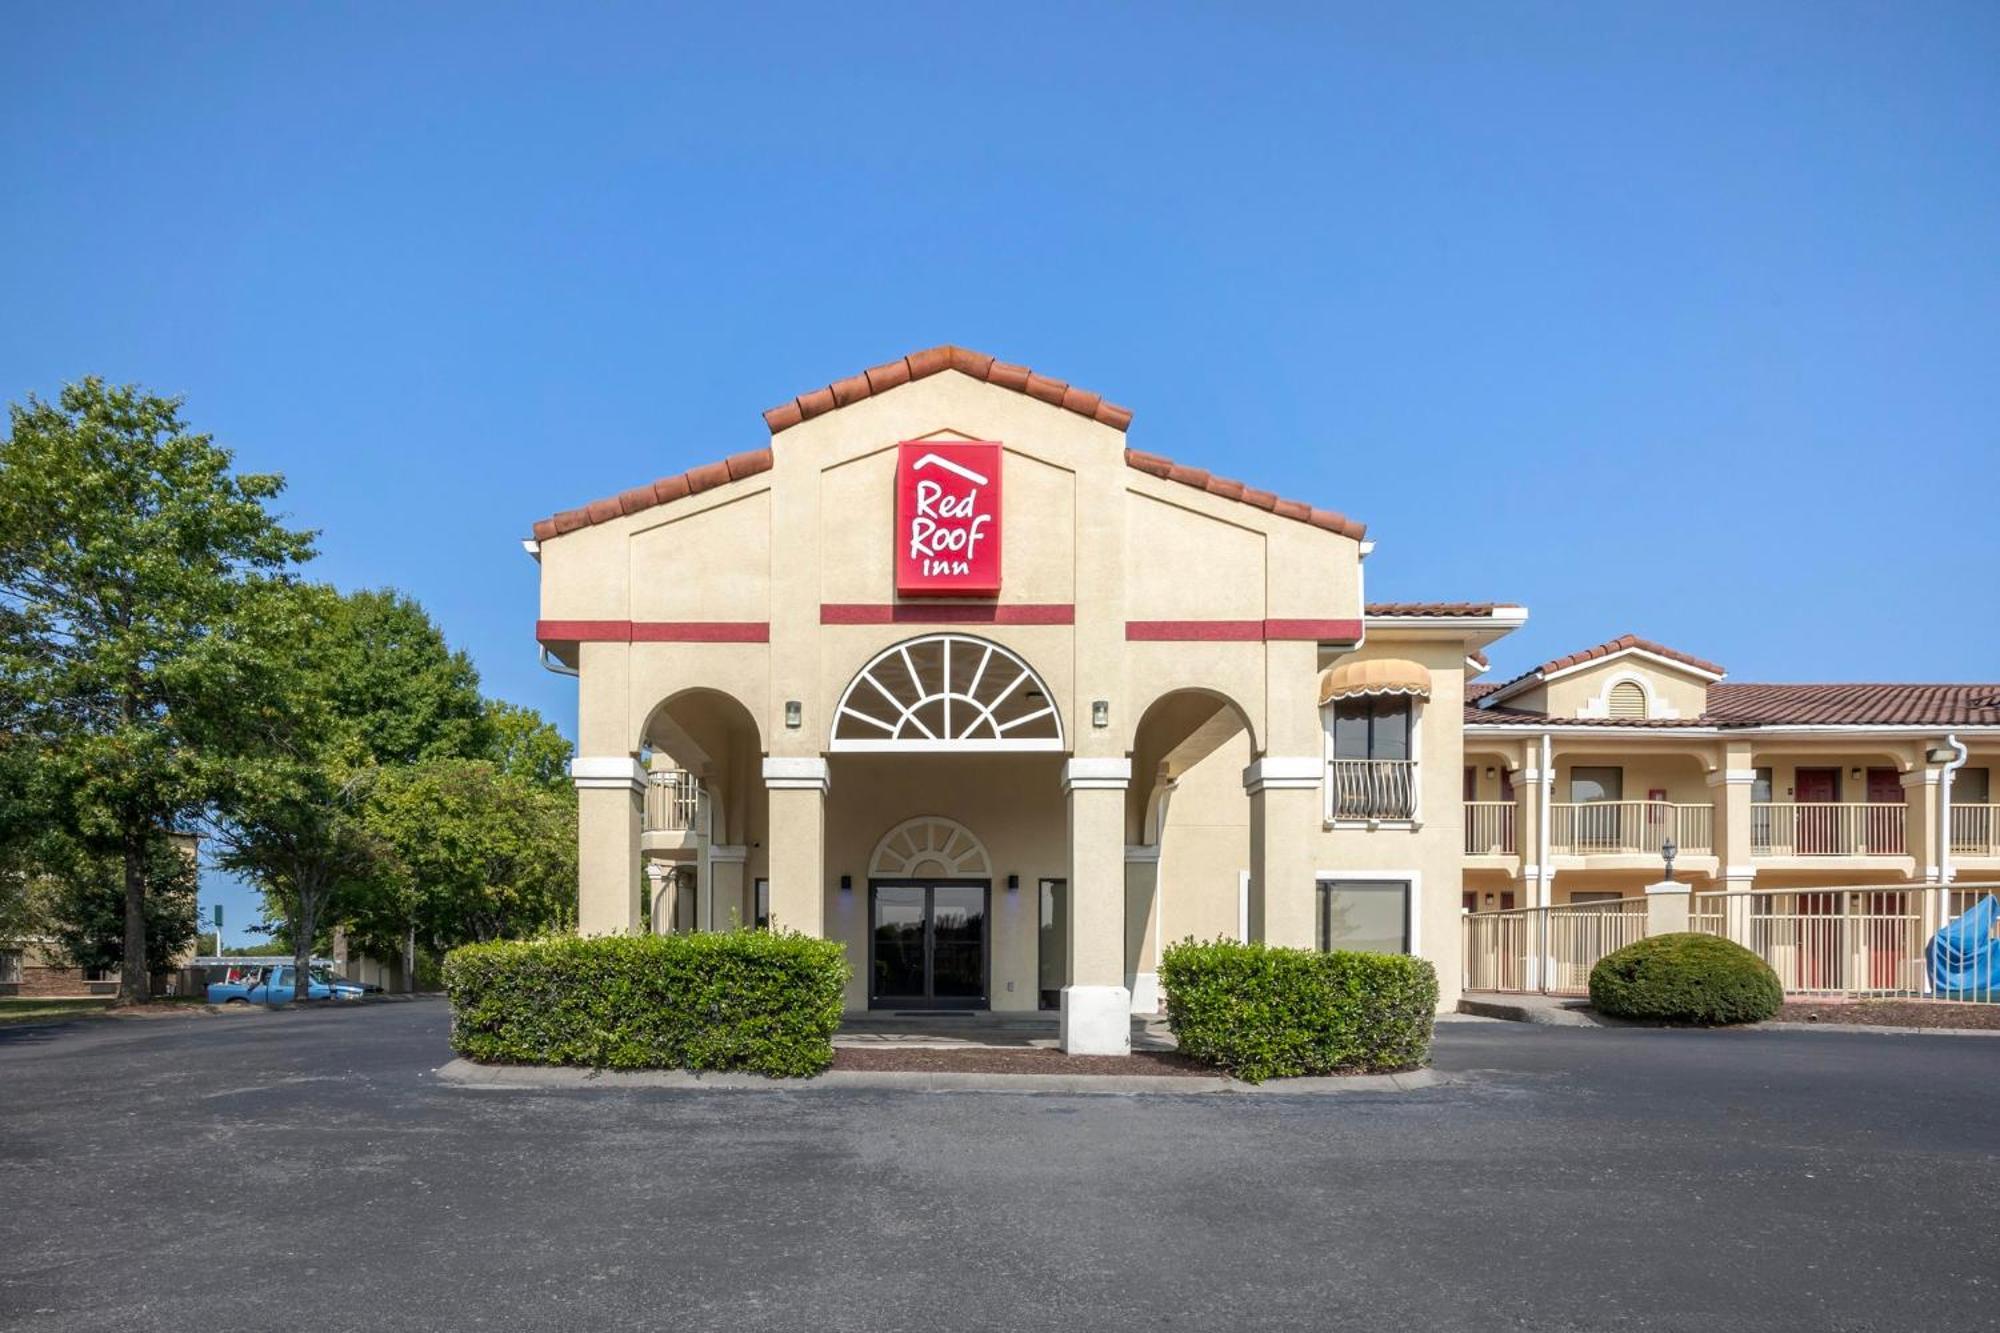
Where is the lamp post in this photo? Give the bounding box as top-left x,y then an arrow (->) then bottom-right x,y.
1661,837 -> 1678,883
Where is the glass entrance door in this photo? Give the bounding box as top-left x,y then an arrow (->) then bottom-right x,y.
869,881 -> 989,1009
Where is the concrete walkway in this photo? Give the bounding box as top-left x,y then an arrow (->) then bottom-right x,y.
833,1010 -> 1178,1050
1457,991 -> 1611,1026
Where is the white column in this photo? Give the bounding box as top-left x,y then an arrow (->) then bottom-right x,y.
1243,756 -> 1322,947
572,756 -> 646,935
1062,758 -> 1132,1055
763,758 -> 829,937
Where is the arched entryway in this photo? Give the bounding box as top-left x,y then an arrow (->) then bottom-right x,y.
866,816 -> 993,1011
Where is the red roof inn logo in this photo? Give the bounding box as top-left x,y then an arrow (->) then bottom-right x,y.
895,441 -> 1002,597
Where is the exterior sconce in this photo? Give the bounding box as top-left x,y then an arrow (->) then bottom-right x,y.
1849,767 -> 1863,782
1006,874 -> 1020,891
785,700 -> 802,730
1091,699 -> 1110,729
1927,746 -> 1957,764
839,874 -> 852,893
1483,767 -> 1497,780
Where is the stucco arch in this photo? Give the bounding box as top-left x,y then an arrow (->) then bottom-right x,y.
1127,687 -> 1257,843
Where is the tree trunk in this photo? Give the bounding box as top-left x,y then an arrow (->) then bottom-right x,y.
292,879 -> 315,1007
117,824 -> 150,1005
404,922 -> 416,995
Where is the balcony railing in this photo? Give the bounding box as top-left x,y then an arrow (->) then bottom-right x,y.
644,771 -> 706,834
1464,801 -> 1518,855
1329,758 -> 1417,821
1548,801 -> 1712,856
1751,802 -> 1907,857
1950,804 -> 2000,857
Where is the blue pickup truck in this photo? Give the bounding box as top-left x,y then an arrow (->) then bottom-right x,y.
207,965 -> 365,1005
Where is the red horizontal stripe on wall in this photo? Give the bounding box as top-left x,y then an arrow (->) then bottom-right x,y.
1125,618 -> 1363,642
1263,618 -> 1363,642
536,619 -> 769,644
821,603 -> 1075,625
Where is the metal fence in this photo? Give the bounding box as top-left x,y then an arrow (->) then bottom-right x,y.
1466,882 -> 2000,1004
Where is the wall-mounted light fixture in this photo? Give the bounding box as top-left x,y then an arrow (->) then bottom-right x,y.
1091,699 -> 1110,729
1927,746 -> 1958,764
1850,767 -> 1863,782
1483,766 -> 1497,780
1006,873 -> 1020,891
785,700 -> 802,730
839,874 -> 852,893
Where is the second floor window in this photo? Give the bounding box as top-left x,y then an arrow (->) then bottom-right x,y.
1331,697 -> 1411,761
1328,697 -> 1417,820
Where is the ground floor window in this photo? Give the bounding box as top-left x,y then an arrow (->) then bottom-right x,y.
0,950 -> 20,985
1038,878 -> 1067,1010
1317,879 -> 1410,955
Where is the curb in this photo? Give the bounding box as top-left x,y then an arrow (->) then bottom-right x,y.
1757,1021 -> 2000,1038
432,1057 -> 1447,1097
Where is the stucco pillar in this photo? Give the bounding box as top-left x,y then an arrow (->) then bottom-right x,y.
1511,743 -> 1549,909
706,845 -> 748,931
1124,846 -> 1162,1013
763,759 -> 828,937
572,757 -> 645,935
1904,766 -> 1942,883
1645,880 -> 1691,936
1062,759 -> 1131,1054
1708,742 -> 1758,945
1244,757 -> 1322,948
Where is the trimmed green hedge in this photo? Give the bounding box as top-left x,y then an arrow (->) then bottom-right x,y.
443,930 -> 850,1076
1588,932 -> 1782,1025
1160,939 -> 1438,1083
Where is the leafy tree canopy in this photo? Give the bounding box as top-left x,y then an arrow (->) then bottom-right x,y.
482,699 -> 573,789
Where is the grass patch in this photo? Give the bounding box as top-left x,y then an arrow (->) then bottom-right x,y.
0,997 -> 115,1025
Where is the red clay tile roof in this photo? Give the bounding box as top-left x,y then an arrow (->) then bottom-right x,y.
1366,602 -> 1498,617
1466,681 -> 2000,728
531,448 -> 773,542
1706,683 -> 2000,727
763,345 -> 1133,435
1468,649 -> 1490,671
1124,448 -> 1365,540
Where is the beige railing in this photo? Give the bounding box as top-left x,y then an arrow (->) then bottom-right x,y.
1548,801 -> 1712,856
644,770 -> 706,834
1951,804 -> 2000,857
1470,882 -> 2000,1005
1329,758 -> 1417,821
1459,898 -> 1649,997
1751,802 -> 1908,856
1464,801 -> 1518,855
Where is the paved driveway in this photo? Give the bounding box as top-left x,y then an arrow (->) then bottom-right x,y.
3,1003 -> 1997,1332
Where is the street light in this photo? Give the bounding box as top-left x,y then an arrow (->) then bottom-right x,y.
1661,837 -> 1678,883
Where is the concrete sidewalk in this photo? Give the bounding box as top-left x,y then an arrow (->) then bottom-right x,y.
832,1010 -> 1178,1050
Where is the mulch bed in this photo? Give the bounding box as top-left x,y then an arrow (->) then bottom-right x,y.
1773,999 -> 2000,1031
830,1047 -> 1214,1077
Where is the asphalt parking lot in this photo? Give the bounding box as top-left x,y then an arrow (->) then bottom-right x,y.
4,1001 -> 1998,1332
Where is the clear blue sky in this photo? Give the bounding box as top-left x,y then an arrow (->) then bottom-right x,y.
6,4 -> 1996,941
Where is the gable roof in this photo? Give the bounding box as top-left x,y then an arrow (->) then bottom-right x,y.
763,344 -> 1133,435
1479,633 -> 1725,706
530,346 -> 1373,545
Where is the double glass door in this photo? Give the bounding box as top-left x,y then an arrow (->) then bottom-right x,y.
870,881 -> 988,1009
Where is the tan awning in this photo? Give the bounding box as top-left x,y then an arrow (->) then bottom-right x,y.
1319,657 -> 1431,705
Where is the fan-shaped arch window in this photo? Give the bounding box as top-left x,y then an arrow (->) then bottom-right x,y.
832,634 -> 1064,752
869,816 -> 992,878
1607,680 -> 1648,720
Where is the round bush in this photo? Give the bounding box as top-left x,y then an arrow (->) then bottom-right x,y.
1588,932 -> 1782,1025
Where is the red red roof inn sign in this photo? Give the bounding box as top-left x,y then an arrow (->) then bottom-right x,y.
896,441 -> 1002,596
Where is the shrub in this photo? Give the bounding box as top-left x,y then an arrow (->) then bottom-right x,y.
1588,932 -> 1782,1025
443,930 -> 849,1076
1160,939 -> 1438,1083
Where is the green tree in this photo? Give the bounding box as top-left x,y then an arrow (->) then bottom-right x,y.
44,832 -> 200,978
352,757 -> 576,966
482,699 -> 573,789
0,380 -> 313,1003
321,589 -> 489,765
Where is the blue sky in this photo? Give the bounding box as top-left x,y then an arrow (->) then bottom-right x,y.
6,4 -> 1996,941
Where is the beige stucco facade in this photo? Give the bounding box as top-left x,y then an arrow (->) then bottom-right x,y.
531,349 -> 1521,1052
532,347 -> 2000,1044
